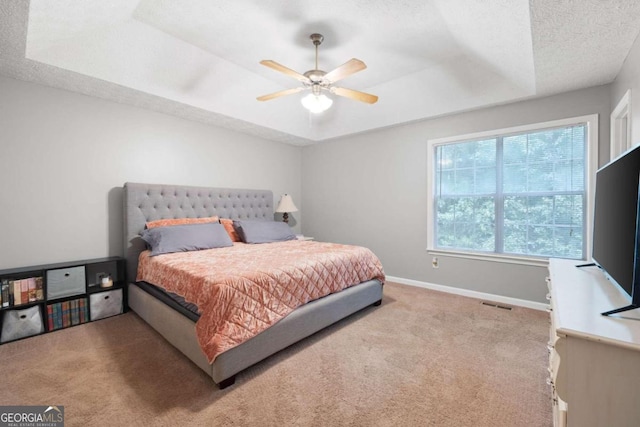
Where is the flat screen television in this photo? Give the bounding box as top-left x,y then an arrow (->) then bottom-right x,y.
591,144 -> 640,315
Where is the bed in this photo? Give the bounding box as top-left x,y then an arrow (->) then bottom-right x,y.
123,182 -> 385,388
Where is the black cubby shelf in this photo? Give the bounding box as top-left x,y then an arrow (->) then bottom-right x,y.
0,256 -> 126,344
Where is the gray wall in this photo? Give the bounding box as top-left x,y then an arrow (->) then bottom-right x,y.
611,30 -> 640,146
0,73 -> 615,303
0,76 -> 302,269
301,85 -> 612,303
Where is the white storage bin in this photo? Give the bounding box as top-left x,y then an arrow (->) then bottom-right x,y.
47,266 -> 86,299
1,305 -> 44,343
89,289 -> 123,321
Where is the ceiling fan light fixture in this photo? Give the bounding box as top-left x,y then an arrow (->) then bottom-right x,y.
257,33 -> 377,108
301,93 -> 333,114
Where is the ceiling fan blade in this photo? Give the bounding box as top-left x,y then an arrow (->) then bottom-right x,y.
331,87 -> 378,104
323,59 -> 367,84
260,60 -> 309,83
256,87 -> 304,102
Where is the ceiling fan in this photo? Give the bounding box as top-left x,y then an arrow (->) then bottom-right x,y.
257,33 -> 378,113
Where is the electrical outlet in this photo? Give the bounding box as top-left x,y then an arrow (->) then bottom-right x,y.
432,257 -> 439,268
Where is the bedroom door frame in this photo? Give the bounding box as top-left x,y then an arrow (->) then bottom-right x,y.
611,89 -> 632,159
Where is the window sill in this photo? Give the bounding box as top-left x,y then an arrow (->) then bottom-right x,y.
426,248 -> 562,267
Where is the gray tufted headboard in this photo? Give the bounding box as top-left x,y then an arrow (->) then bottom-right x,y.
123,182 -> 274,284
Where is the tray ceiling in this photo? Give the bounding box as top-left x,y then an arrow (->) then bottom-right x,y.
2,0 -> 640,145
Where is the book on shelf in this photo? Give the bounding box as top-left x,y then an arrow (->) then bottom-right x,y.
56,303 -> 62,330
47,304 -> 54,331
0,279 -> 6,307
54,303 -> 60,330
70,299 -> 76,325
61,301 -> 70,328
53,303 -> 61,330
35,277 -> 43,301
1,276 -> 44,308
20,279 -> 28,304
46,298 -> 88,330
78,298 -> 87,324
70,299 -> 80,326
7,280 -> 14,306
27,277 -> 36,302
13,280 -> 21,306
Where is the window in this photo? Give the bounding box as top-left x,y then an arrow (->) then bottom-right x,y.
427,115 -> 598,264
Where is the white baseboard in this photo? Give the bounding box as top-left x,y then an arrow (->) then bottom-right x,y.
385,275 -> 548,311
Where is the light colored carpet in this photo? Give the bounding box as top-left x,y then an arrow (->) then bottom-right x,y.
0,282 -> 552,426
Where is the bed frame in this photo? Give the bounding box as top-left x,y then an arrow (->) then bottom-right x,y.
123,182 -> 383,388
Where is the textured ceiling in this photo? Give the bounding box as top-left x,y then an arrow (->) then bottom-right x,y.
1,0 -> 640,145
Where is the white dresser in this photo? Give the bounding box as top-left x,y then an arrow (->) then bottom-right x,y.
547,258 -> 640,427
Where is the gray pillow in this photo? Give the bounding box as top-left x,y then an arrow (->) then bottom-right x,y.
233,220 -> 296,244
140,222 -> 233,256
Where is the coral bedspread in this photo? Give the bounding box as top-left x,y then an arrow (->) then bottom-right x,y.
136,240 -> 385,363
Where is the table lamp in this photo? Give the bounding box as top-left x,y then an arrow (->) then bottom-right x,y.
276,194 -> 298,224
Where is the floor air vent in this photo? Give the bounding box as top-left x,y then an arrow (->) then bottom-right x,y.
481,301 -> 513,310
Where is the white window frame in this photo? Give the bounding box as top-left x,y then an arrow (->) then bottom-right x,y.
426,114 -> 599,267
